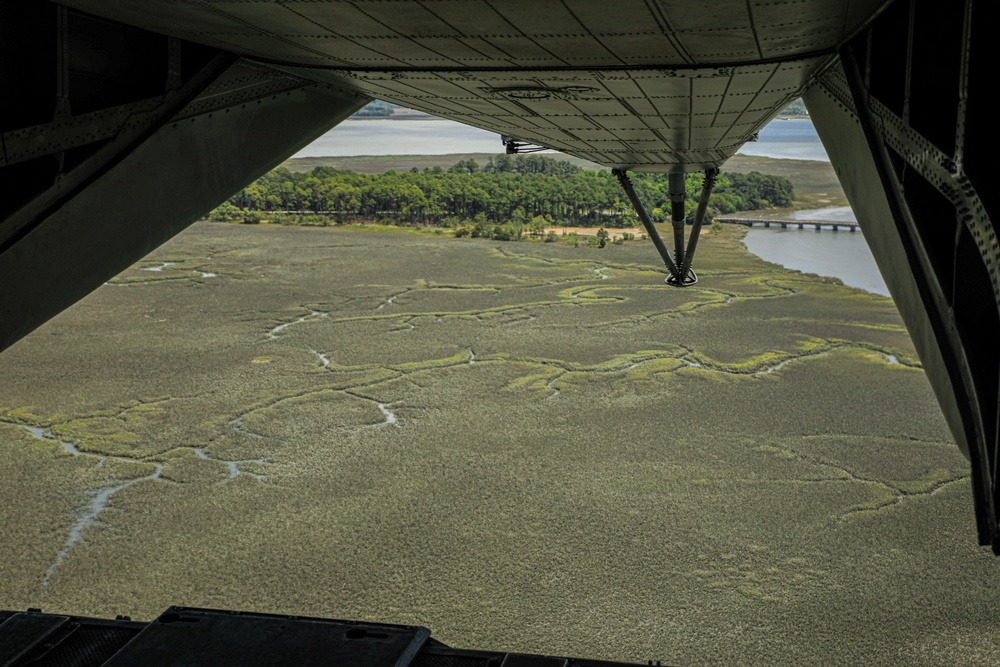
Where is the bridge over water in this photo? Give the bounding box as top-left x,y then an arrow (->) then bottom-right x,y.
717,216 -> 860,232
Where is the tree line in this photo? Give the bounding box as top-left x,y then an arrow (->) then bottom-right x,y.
350,100 -> 399,117
212,155 -> 794,237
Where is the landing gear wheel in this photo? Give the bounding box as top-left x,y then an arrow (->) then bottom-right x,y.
665,268 -> 697,286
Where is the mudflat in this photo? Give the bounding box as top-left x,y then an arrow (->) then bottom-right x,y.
1,222 -> 995,665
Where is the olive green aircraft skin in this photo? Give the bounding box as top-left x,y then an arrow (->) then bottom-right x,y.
51,0 -> 889,173
0,0 -> 997,550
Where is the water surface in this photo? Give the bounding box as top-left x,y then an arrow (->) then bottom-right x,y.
294,119 -> 502,157
790,206 -> 855,221
737,119 -> 830,161
296,116 -> 830,161
743,227 -> 890,297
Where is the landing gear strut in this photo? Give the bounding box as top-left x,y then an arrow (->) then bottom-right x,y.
613,168 -> 718,286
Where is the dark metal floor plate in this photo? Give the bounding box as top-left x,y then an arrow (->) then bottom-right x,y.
0,613 -> 69,667
102,607 -> 429,667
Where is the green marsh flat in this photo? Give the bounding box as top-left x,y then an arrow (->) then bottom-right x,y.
1,222 -> 997,665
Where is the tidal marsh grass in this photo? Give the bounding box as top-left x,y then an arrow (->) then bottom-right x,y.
0,222 -> 994,665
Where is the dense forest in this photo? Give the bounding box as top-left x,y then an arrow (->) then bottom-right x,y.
780,98 -> 809,115
212,155 -> 793,239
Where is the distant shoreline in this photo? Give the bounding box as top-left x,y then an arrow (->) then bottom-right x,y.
348,116 -> 440,120
349,108 -> 437,121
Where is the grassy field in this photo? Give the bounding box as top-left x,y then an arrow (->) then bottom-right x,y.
721,155 -> 848,211
0,222 -> 996,665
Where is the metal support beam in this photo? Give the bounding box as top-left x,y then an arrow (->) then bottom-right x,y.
680,169 -> 718,279
807,0 -> 999,553
669,173 -> 686,269
613,168 -> 680,281
54,5 -> 71,121
0,61 -> 369,353
614,168 -> 716,286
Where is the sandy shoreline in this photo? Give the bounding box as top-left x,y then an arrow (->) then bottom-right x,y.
544,226 -> 644,239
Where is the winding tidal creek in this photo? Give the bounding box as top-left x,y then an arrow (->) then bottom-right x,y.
0,221 -> 991,665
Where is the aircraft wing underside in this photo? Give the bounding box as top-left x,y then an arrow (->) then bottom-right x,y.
273,59 -> 829,172
51,0 -> 888,172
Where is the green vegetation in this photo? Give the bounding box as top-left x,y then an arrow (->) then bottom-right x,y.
1,219 -> 997,664
723,154 -> 847,211
281,152 -> 603,174
350,100 -> 399,118
211,155 -> 793,232
780,98 -> 809,116
280,153 -> 848,217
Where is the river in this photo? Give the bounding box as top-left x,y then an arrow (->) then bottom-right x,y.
736,118 -> 830,161
294,115 -> 827,160
294,118 -> 503,157
743,206 -> 890,297
296,114 -> 889,297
